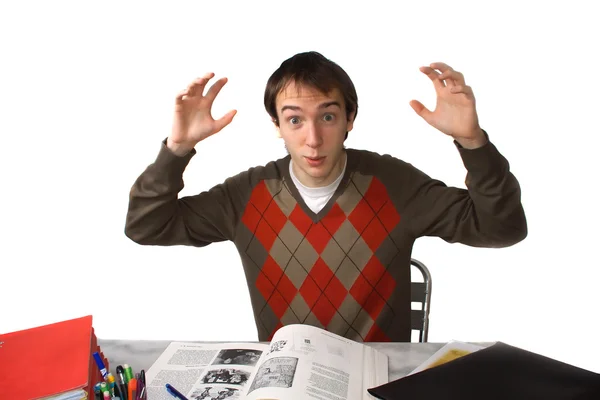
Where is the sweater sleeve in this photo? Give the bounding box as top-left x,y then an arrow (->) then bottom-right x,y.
124,139 -> 249,247
404,132 -> 527,248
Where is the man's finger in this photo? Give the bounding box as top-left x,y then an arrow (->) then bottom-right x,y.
450,85 -> 475,98
430,62 -> 453,72
439,69 -> 465,86
409,100 -> 433,125
187,72 -> 215,97
213,109 -> 238,133
204,77 -> 229,103
430,62 -> 461,87
175,89 -> 189,104
420,66 -> 445,91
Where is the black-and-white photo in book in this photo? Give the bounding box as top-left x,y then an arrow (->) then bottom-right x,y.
145,324 -> 388,400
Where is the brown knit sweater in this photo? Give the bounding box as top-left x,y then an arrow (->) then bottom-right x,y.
125,133 -> 527,342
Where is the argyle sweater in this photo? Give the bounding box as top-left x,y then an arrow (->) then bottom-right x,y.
125,134 -> 527,342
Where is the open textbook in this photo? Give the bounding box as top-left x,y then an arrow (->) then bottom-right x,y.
145,324 -> 388,400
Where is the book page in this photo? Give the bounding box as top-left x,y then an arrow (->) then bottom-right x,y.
408,340 -> 487,375
145,341 -> 270,400
361,344 -> 389,400
245,324 -> 387,400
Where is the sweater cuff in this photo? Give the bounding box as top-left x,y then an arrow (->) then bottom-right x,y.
154,137 -> 197,169
452,129 -> 490,150
454,130 -> 506,172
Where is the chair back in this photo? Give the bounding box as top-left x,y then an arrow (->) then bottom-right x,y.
411,258 -> 432,342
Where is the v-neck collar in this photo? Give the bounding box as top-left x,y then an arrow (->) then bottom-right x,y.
281,149 -> 357,223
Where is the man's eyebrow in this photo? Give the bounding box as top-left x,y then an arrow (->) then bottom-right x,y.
319,101 -> 341,109
280,101 -> 341,113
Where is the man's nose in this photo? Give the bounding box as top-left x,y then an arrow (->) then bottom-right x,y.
305,122 -> 323,148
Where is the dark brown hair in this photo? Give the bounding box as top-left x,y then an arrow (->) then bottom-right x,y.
264,51 -> 358,140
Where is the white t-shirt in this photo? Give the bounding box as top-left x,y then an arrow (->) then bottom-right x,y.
289,155 -> 347,214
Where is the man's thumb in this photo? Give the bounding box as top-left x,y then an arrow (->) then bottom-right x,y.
214,109 -> 237,133
409,100 -> 432,123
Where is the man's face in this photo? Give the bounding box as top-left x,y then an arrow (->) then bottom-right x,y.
274,81 -> 354,188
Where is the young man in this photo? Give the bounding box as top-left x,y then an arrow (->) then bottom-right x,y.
125,51 -> 527,342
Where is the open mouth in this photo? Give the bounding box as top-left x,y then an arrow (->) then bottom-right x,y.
305,156 -> 326,167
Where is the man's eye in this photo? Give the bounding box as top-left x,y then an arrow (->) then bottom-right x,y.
323,114 -> 334,122
289,117 -> 300,124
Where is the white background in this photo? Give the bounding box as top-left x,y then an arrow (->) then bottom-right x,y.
1,0 -> 599,373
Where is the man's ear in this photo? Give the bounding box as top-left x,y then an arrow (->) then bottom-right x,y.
272,118 -> 282,138
346,111 -> 356,133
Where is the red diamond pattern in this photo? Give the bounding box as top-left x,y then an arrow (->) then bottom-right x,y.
264,201 -> 287,234
243,174 -> 403,342
241,203 -> 261,232
362,256 -> 385,286
348,199 -> 374,233
290,204 -> 312,235
379,200 -> 401,232
305,223 -> 331,254
309,258 -> 333,290
364,177 -> 388,213
255,219 -> 277,251
300,277 -> 321,308
278,274 -> 297,304
364,291 -> 386,320
349,275 -> 373,307
362,218 -> 388,252
249,181 -> 272,213
262,256 -> 283,283
256,272 -> 274,300
313,296 -> 337,327
321,203 -> 346,234
269,290 -> 288,319
324,277 -> 347,309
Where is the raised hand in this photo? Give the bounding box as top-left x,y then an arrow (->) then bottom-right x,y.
409,62 -> 486,149
168,72 -> 237,155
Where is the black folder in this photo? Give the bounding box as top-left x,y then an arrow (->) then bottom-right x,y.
367,342 -> 600,400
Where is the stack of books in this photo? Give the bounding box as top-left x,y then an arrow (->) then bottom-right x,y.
0,315 -> 108,399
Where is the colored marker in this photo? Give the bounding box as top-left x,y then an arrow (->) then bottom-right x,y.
128,377 -> 137,400
111,376 -> 124,399
139,370 -> 146,400
93,352 -> 108,380
94,383 -> 103,400
166,383 -> 189,400
116,365 -> 128,400
103,391 -> 111,400
135,377 -> 141,400
124,364 -> 134,383
107,373 -> 116,394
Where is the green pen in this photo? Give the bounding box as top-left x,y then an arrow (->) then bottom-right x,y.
124,364 -> 134,384
107,373 -> 117,395
99,382 -> 110,394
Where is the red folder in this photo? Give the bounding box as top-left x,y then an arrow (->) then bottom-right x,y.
0,315 -> 108,400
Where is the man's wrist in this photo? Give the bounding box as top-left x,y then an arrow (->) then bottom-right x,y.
454,128 -> 488,149
166,138 -> 196,156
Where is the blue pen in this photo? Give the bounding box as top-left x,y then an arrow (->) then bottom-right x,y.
165,383 -> 189,400
93,352 -> 108,380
